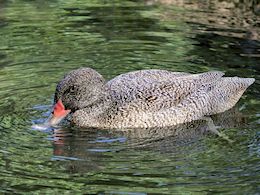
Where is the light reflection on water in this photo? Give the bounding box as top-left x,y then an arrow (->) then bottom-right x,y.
0,0 -> 259,194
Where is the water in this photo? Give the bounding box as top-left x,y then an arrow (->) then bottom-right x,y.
0,0 -> 259,194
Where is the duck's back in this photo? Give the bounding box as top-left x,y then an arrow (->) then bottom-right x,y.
106,69 -> 221,109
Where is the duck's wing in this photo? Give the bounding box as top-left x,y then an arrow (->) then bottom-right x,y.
106,70 -> 224,112
103,70 -> 254,128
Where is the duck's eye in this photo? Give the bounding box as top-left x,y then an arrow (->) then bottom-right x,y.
69,86 -> 76,93
63,86 -> 77,96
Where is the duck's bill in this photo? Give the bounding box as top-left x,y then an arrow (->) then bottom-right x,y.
45,112 -> 70,127
47,99 -> 71,127
32,100 -> 71,130
32,112 -> 70,131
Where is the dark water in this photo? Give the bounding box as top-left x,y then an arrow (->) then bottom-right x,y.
0,0 -> 259,194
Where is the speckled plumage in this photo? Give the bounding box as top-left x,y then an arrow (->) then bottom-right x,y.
54,68 -> 255,129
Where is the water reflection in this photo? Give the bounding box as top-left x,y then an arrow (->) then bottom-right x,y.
50,107 -> 246,173
145,0 -> 260,74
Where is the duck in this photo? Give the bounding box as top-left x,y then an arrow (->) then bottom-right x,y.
45,67 -> 255,129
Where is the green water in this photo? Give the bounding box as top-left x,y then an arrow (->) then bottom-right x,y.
0,0 -> 259,194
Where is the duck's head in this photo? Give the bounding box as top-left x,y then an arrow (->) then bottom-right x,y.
47,67 -> 105,127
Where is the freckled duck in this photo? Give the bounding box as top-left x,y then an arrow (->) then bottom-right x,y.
46,68 -> 254,129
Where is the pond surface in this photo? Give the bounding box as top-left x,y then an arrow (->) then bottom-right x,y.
0,0 -> 259,194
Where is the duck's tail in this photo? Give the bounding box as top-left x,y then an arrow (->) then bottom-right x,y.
206,76 -> 255,115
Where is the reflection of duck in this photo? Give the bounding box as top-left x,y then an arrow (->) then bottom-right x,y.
51,107 -> 246,173
46,68 -> 254,129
